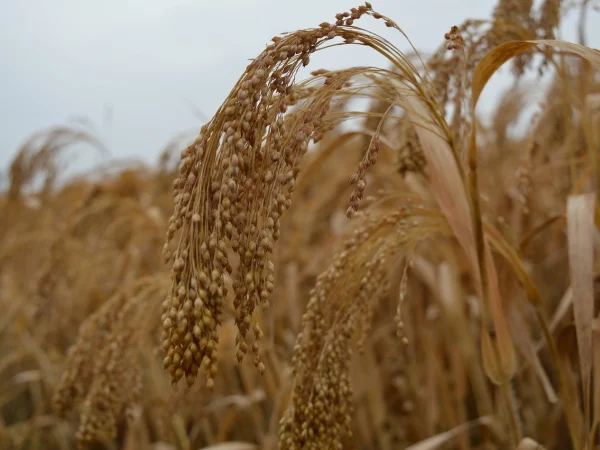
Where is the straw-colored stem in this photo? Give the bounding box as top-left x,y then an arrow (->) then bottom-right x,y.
534,307 -> 583,450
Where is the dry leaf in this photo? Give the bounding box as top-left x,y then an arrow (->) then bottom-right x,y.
405,417 -> 493,450
403,93 -> 516,384
466,38 -> 600,388
593,325 -> 600,441
567,193 -> 596,430
472,40 -> 600,108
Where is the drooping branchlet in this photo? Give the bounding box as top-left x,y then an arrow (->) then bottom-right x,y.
162,3 -> 392,388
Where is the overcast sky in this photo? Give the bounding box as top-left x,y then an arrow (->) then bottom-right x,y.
0,0 -> 597,174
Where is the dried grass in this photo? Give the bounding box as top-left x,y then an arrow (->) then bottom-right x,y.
1,1 -> 599,449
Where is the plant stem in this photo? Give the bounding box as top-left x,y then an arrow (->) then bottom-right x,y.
535,307 -> 583,450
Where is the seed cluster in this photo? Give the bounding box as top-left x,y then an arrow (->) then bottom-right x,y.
444,25 -> 464,51
347,137 -> 379,218
397,117 -> 426,177
278,206 -> 438,449
425,6 -> 560,144
539,0 -> 561,40
52,279 -> 161,449
162,3 -> 389,388
515,140 -> 536,214
485,0 -> 541,75
75,327 -> 140,448
52,294 -> 126,419
425,21 -> 489,142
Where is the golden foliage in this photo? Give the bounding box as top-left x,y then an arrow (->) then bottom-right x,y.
1,2 -> 600,450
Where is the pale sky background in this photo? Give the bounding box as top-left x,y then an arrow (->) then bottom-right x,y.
0,0 -> 598,178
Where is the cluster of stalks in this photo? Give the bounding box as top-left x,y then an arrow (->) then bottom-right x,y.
1,1 -> 600,449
